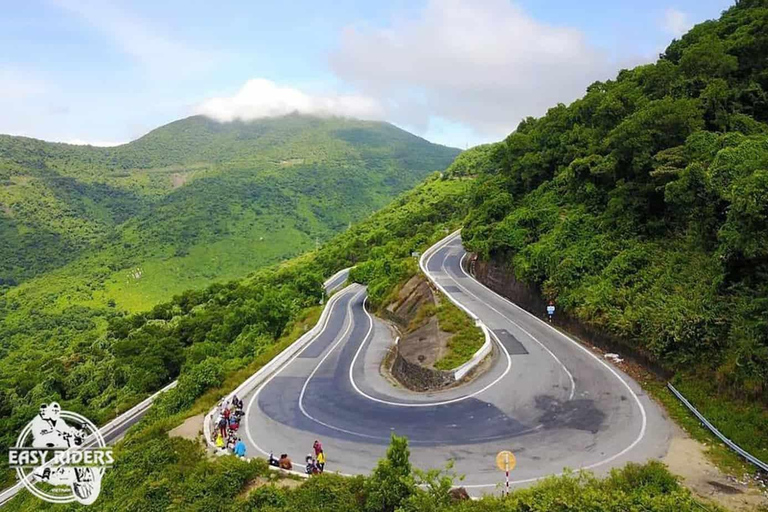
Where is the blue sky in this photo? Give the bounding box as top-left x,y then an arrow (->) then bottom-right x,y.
0,0 -> 733,148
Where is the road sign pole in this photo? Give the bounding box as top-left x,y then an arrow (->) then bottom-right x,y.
496,450 -> 516,498
505,452 -> 510,496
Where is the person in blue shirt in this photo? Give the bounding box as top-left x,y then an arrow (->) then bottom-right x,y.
234,438 -> 246,458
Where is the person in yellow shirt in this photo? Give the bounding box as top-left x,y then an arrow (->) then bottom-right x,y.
316,450 -> 326,473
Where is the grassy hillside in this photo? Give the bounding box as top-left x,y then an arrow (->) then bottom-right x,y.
0,114 -> 458,294
0,115 -> 458,488
0,173 -> 469,487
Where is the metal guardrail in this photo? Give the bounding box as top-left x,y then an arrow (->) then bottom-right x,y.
667,382 -> 768,473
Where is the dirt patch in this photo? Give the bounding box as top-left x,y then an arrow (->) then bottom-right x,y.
385,275 -> 444,369
170,172 -> 190,189
168,414 -> 204,441
384,275 -> 455,369
664,429 -> 767,511
398,316 -> 447,367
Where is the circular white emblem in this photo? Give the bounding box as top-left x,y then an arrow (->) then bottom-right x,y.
8,402 -> 113,505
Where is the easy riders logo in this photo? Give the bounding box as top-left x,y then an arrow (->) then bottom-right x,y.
7,403 -> 113,505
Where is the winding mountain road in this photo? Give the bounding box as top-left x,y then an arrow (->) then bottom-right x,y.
242,232 -> 671,491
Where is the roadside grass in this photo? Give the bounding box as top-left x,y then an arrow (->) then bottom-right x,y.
433,296 -> 484,371
641,374 -> 768,478
670,373 -> 768,466
642,379 -> 759,478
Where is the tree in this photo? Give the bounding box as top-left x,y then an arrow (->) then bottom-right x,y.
364,434 -> 415,512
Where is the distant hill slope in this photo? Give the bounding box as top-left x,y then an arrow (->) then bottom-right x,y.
0,114 -> 459,308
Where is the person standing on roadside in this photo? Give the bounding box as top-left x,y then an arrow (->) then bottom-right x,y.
316,450 -> 325,473
234,438 -> 247,458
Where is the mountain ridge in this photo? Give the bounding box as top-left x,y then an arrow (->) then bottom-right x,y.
0,114 -> 459,297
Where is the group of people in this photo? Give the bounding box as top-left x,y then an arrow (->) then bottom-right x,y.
214,397 -> 328,474
268,439 -> 326,475
214,395 -> 247,458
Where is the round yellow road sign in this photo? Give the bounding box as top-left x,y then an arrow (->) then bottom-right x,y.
496,450 -> 516,471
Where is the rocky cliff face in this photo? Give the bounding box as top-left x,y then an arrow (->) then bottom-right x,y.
382,275 -> 457,391
470,255 -> 670,378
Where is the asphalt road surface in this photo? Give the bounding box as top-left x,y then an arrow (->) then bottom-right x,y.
242,233 -> 671,492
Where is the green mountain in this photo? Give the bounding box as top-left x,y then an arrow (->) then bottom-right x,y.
4,1 -> 768,507
0,114 -> 459,308
454,0 -> 768,414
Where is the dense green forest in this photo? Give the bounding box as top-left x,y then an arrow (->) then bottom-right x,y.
3,176 -> 715,511
458,1 -> 768,407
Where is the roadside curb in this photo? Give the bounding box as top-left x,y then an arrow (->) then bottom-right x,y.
203,274 -> 353,450
418,230 -> 493,380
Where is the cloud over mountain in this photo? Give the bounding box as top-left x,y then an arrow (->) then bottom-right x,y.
196,79 -> 384,122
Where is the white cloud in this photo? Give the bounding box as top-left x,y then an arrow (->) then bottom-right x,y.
329,0 -> 618,140
195,78 -> 385,122
52,0 -> 217,77
662,8 -> 690,37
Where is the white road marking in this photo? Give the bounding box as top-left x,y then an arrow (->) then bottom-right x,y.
438,235 -> 576,401
244,232 -> 650,490
451,234 -> 648,487
348,297 -> 513,407
244,286 -> 361,455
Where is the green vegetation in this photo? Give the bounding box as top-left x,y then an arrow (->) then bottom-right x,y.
433,298 -> 485,370
0,174 -> 470,488
5,1 -> 768,507
4,430 -> 716,511
454,0 -> 768,459
1,113 -> 458,306
0,113 -> 459,486
0,152 -> 720,512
